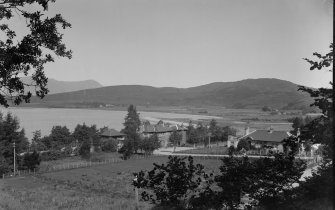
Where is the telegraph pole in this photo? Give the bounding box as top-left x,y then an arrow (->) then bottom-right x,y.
13,142 -> 16,176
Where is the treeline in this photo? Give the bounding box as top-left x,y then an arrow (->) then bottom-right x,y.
0,112 -> 118,175
186,119 -> 236,146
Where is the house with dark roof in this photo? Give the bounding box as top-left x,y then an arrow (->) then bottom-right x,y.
100,128 -> 126,150
140,122 -> 187,147
238,127 -> 291,153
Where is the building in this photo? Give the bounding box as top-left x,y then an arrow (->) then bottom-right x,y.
100,128 -> 126,150
238,127 -> 291,153
139,121 -> 187,147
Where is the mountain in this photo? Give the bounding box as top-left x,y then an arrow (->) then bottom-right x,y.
20,77 -> 103,94
28,78 -> 313,110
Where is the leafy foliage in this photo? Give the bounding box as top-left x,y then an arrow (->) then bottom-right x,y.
101,139 -> 117,152
140,134 -> 160,155
30,130 -> 47,151
282,44 -> 333,209
133,156 -> 214,209
121,105 -> 141,155
236,139 -> 250,151
0,0 -> 72,107
79,138 -> 91,159
169,130 -> 182,146
0,112 -> 29,166
48,125 -> 73,149
72,123 -> 100,146
18,151 -> 41,171
186,121 -> 199,145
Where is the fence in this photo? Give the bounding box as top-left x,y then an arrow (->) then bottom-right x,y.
1,154 -> 157,179
2,152 -> 321,179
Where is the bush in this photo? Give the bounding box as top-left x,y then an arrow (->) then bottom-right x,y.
0,157 -> 11,176
79,138 -> 91,159
139,134 -> 160,155
19,151 -> 41,170
101,140 -> 117,152
133,156 -> 215,209
237,139 -> 250,151
228,146 -> 235,156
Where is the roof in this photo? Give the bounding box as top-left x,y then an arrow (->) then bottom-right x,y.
241,130 -> 291,143
100,129 -> 126,137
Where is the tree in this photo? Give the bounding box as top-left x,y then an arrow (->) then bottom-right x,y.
186,121 -> 199,145
139,134 -> 160,155
30,130 -> 46,151
208,119 -> 225,144
72,123 -> 99,147
290,116 -> 313,135
79,138 -> 91,159
169,130 -> 182,147
19,150 -> 41,171
237,139 -> 250,151
101,139 -> 117,152
282,44 -> 333,209
133,156 -> 214,209
0,112 -> 29,164
49,125 -> 72,149
0,0 -> 72,107
121,104 -> 141,155
195,122 -> 207,145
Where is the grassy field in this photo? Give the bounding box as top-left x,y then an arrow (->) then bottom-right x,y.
0,155 -> 223,210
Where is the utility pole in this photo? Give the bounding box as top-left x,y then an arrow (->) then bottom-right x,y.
13,142 -> 16,176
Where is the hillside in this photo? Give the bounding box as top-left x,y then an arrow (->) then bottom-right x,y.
20,77 -> 103,94
27,78 -> 312,110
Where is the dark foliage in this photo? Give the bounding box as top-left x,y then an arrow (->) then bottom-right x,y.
48,125 -> 73,149
72,124 -> 99,145
237,139 -> 250,151
140,134 -> 160,155
133,156 -> 214,209
0,155 -> 11,176
121,105 -> 141,156
0,0 -> 72,107
101,139 -> 117,152
169,130 -> 183,146
18,151 -> 41,170
0,112 -> 29,170
79,138 -> 91,159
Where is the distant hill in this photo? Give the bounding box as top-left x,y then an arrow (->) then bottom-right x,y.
20,77 -> 103,94
28,78 -> 313,110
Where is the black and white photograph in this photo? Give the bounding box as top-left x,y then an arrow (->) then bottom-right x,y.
0,0 -> 333,209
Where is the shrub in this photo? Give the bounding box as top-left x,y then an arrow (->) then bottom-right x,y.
228,146 -> 235,156
139,134 -> 160,155
101,140 -> 117,152
133,156 -> 215,209
19,151 -> 41,170
79,138 -> 91,159
0,157 -> 11,176
237,139 -> 250,151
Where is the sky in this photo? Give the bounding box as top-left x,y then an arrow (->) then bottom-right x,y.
11,0 -> 334,88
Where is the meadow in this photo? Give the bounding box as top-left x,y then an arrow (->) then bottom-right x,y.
0,155 -> 223,210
